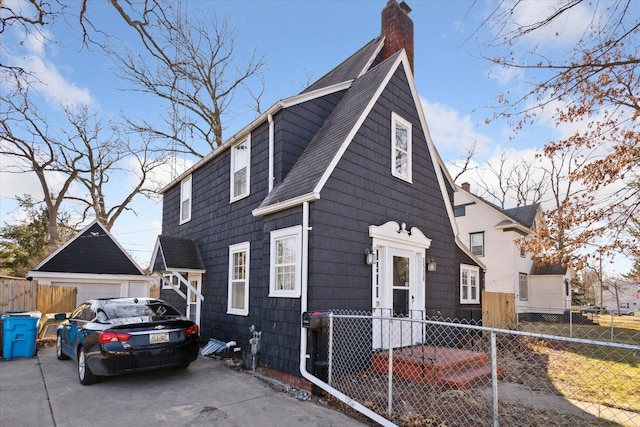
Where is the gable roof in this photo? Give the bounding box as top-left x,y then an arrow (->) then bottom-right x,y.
30,220 -> 145,275
502,204 -> 540,229
150,235 -> 205,273
254,51 -> 402,215
456,186 -> 540,233
302,36 -> 384,94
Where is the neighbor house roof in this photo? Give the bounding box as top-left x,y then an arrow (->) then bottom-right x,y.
30,220 -> 145,276
150,235 -> 205,273
457,186 -> 540,234
530,260 -> 568,276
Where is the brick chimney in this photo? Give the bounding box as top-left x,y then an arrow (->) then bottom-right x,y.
381,0 -> 414,72
462,182 -> 471,192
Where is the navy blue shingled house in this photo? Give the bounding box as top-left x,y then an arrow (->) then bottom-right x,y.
150,1 -> 484,388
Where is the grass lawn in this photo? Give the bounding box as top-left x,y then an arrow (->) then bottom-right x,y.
518,315 -> 640,412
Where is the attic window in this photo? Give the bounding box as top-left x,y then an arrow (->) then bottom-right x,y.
230,136 -> 251,202
391,112 -> 412,183
180,175 -> 192,224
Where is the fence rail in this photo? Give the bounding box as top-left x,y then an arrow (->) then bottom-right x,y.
316,311 -> 640,426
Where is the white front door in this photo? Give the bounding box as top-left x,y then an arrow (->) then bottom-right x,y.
372,246 -> 425,350
370,221 -> 430,350
186,274 -> 202,326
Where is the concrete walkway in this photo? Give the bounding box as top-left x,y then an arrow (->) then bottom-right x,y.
0,346 -> 368,427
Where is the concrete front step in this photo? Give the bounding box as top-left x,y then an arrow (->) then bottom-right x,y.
371,345 -> 504,390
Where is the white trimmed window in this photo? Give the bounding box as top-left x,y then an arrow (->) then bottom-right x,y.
519,273 -> 529,301
391,112 -> 412,182
230,136 -> 250,202
228,242 -> 250,315
470,232 -> 484,257
460,264 -> 480,304
269,226 -> 302,298
180,175 -> 192,224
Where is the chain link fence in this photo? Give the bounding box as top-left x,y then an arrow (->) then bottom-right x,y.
311,310 -> 640,426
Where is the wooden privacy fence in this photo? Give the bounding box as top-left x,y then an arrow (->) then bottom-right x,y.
1,278 -> 77,314
482,291 -> 516,329
38,285 -> 77,314
0,278 -> 38,313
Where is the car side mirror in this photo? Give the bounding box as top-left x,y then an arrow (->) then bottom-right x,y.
54,313 -> 67,321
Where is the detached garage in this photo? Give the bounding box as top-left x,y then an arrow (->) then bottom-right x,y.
28,220 -> 155,306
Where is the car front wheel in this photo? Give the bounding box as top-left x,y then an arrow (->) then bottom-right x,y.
78,348 -> 99,385
56,334 -> 69,360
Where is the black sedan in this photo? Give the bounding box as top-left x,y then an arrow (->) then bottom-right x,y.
56,298 -> 200,385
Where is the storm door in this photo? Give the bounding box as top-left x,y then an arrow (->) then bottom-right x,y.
370,221 -> 430,351
186,273 -> 202,326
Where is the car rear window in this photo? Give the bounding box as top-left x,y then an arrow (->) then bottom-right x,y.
103,302 -> 181,319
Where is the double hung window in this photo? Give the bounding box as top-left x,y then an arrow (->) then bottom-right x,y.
269,226 -> 302,298
228,242 -> 250,315
391,113 -> 412,182
231,137 -> 250,201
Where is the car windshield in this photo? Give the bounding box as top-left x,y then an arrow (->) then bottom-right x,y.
102,302 -> 181,319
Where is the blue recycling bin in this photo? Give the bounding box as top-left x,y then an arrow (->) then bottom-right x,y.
2,311 -> 40,359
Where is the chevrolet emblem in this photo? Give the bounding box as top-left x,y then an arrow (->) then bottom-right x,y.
154,325 -> 165,330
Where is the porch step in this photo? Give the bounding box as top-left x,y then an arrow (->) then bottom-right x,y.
371,346 -> 504,390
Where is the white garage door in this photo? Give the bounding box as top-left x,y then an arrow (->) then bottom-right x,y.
54,282 -> 121,306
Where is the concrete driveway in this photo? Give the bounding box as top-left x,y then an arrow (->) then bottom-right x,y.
0,346 -> 368,427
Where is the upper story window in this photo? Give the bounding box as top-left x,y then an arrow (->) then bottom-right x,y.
230,136 -> 250,202
460,264 -> 480,304
470,232 -> 484,256
269,226 -> 302,298
228,242 -> 250,316
391,112 -> 412,183
180,175 -> 192,224
454,205 -> 466,217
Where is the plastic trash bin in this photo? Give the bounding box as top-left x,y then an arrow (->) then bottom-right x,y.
2,311 -> 41,359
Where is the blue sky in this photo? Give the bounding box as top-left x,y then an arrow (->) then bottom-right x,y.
1,0 -> 631,274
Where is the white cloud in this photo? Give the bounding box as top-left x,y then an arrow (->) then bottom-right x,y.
506,0 -> 594,48
420,97 -> 494,161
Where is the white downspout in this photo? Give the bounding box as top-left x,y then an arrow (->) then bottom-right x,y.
298,202 -> 393,426
268,114 -> 274,192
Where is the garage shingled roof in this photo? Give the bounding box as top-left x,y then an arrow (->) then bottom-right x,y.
30,220 -> 145,275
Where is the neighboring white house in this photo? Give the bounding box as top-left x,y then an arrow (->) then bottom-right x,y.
597,280 -> 640,315
28,220 -> 156,305
454,183 -> 573,315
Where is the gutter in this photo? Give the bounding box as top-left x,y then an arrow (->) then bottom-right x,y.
298,202 -> 395,426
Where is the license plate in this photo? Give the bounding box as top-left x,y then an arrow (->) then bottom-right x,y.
149,332 -> 170,343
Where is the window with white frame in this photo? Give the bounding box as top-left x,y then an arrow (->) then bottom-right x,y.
470,232 -> 484,256
269,226 -> 302,298
228,242 -> 250,315
460,264 -> 480,304
519,273 -> 529,301
180,175 -> 192,224
230,136 -> 250,201
391,112 -> 412,182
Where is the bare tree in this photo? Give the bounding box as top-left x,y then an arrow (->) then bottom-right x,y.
57,105 -> 165,230
0,79 -> 79,248
99,0 -> 265,158
475,0 -> 640,266
471,152 -> 548,208
451,142 -> 478,183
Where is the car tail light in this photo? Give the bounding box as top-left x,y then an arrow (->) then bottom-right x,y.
99,331 -> 132,344
184,325 -> 199,336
